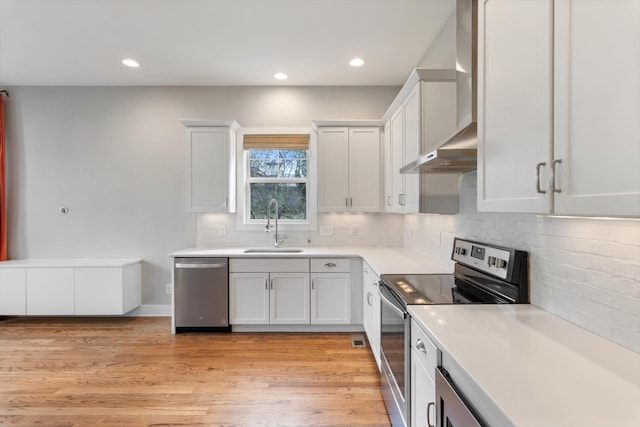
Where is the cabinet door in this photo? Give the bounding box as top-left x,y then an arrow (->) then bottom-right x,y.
348,128 -> 381,212
26,268 -> 75,315
75,267 -> 123,315
390,107 -> 405,213
383,121 -> 394,212
362,263 -> 381,370
477,0 -> 554,213
311,273 -> 350,324
187,127 -> 235,212
0,269 -> 26,315
411,348 -> 436,427
402,83 -> 421,214
270,272 -> 310,324
553,0 -> 640,216
318,127 -> 349,212
229,272 -> 269,324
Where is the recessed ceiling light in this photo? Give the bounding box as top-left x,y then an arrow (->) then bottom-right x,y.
349,58 -> 365,67
274,72 -> 288,80
122,58 -> 140,68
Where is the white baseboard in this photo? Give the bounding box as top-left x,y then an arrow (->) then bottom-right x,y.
126,304 -> 172,317
231,324 -> 365,333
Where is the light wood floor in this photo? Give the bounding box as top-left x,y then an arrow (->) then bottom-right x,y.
0,316 -> 390,427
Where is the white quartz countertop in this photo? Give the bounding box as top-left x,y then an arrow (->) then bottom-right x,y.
169,246 -> 452,276
0,259 -> 142,268
409,304 -> 640,427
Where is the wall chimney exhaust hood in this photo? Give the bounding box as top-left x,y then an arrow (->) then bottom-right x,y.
401,0 -> 477,175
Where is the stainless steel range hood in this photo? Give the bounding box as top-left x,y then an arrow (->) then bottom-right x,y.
401,0 -> 477,175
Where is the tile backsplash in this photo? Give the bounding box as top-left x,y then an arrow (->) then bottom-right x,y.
196,212 -> 404,248
404,171 -> 640,353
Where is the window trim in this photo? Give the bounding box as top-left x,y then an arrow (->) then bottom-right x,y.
235,127 -> 317,232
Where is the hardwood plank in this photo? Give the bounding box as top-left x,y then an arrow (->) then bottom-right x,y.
0,317 -> 390,426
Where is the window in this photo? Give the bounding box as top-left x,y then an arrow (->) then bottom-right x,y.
237,130 -> 316,231
247,148 -> 308,221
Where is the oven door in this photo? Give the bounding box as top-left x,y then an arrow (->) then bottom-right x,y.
435,367 -> 485,427
379,282 -> 411,427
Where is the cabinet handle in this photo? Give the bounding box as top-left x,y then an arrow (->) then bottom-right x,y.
265,278 -> 269,289
386,195 -> 391,206
349,197 -> 353,207
551,159 -> 562,193
416,338 -> 427,354
345,197 -> 349,207
373,281 -> 378,288
270,278 -> 274,290
427,402 -> 435,427
311,279 -> 315,290
224,198 -> 228,207
399,193 -> 405,206
367,292 -> 372,306
535,162 -> 546,194
324,262 -> 337,268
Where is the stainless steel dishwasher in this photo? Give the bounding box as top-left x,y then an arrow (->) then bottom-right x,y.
174,257 -> 230,332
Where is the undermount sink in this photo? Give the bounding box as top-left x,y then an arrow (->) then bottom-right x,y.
243,248 -> 304,253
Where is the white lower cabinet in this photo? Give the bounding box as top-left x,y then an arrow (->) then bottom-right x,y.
362,262 -> 381,370
411,349 -> 436,427
0,268 -> 26,315
0,260 -> 142,316
270,273 -> 310,324
229,258 -> 352,326
411,318 -> 438,427
311,273 -> 350,324
228,272 -> 270,324
27,268 -> 75,315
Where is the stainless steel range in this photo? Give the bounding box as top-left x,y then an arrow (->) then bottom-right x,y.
378,237 -> 528,427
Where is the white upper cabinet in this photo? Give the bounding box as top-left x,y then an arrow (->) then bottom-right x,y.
478,0 -> 640,217
182,120 -> 239,213
553,0 -> 640,216
318,127 -> 381,212
384,71 -> 458,214
477,0 -> 554,214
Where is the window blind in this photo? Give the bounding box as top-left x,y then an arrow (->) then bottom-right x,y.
243,134 -> 310,150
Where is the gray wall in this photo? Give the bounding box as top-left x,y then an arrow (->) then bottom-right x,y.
5,85 -> 399,306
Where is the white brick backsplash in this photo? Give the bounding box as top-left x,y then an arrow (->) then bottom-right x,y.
405,171 -> 640,354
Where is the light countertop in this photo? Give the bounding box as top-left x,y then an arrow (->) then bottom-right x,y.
169,246 -> 452,276
409,304 -> 640,427
0,259 -> 142,268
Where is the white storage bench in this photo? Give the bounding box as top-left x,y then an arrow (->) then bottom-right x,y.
0,259 -> 141,316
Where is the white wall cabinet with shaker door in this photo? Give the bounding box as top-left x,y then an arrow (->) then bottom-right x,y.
229,258 -> 310,325
478,0 -> 640,217
384,69 -> 457,214
182,120 -> 240,213
317,127 -> 382,212
310,258 -> 351,325
362,261 -> 381,370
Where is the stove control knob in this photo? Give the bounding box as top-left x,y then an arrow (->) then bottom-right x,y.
497,259 -> 508,269
455,247 -> 466,255
488,256 -> 496,266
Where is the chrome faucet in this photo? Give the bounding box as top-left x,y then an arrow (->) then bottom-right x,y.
265,198 -> 284,247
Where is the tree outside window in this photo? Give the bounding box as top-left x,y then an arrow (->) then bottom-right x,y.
248,149 -> 307,220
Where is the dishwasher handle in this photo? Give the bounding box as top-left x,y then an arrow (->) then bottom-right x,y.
175,262 -> 227,269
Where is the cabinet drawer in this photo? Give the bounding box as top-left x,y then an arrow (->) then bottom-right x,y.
230,258 -> 309,273
310,258 -> 351,273
411,318 -> 438,380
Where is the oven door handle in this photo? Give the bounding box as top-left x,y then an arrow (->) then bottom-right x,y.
379,284 -> 407,319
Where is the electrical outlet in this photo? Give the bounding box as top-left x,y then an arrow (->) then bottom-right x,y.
319,225 -> 334,236
350,226 -> 358,236
165,283 -> 172,294
219,225 -> 227,236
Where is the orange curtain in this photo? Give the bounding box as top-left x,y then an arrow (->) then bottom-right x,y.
0,94 -> 6,261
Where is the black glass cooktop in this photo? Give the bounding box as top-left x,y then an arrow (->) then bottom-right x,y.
380,274 -> 457,305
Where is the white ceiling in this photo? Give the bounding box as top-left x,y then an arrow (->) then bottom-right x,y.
0,0 -> 455,87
